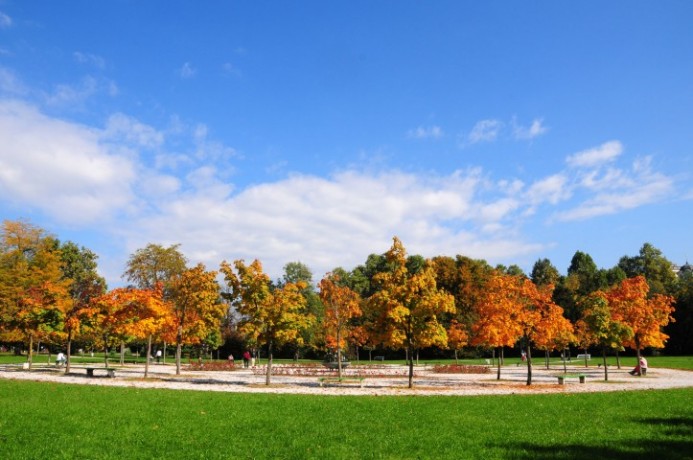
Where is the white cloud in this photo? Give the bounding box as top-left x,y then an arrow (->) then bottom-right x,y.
407,125 -> 443,140
567,140 -> 623,168
0,100 -> 136,223
513,117 -> 548,140
0,12 -> 11,28
526,174 -> 570,205
467,119 -> 503,144
179,62 -> 197,79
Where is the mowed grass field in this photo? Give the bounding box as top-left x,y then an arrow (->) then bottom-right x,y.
0,379 -> 691,460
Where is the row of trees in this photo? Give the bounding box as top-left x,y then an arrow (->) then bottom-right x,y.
0,219 -> 686,387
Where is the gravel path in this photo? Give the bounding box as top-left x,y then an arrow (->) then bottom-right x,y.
2,363 -> 691,397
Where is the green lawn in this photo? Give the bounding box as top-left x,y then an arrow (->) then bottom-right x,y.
0,379 -> 690,459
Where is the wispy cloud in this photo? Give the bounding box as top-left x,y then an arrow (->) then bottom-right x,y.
73,51 -> 106,70
567,140 -> 622,168
0,12 -> 11,29
179,62 -> 197,79
0,66 -> 27,95
467,119 -> 503,144
512,117 -> 548,140
407,125 -> 443,140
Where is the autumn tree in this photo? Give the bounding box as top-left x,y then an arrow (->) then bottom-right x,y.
318,272 -> 362,377
0,220 -> 71,368
86,288 -> 140,367
167,264 -> 225,375
471,273 -> 524,380
221,259 -> 311,385
607,276 -> 675,369
369,237 -> 455,388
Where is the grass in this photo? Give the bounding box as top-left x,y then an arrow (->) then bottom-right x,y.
0,379 -> 691,459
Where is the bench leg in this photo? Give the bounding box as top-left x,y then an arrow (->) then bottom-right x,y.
86,369 -> 94,377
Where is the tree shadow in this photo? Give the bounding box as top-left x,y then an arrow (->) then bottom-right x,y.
491,416 -> 693,460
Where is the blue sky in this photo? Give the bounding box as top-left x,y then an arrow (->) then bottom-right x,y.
1,1 -> 692,287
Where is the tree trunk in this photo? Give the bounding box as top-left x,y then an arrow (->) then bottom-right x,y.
616,350 -> 621,369
66,331 -> 73,373
119,341 -> 125,365
562,349 -> 568,374
500,348 -> 505,366
454,349 -> 459,364
175,325 -> 183,375
265,340 -> 273,386
407,343 -> 414,389
28,334 -> 34,370
496,347 -> 502,380
526,344 -> 533,386
602,347 -> 608,381
163,342 -> 167,365
583,349 -> 589,368
545,350 -> 550,370
337,330 -> 343,379
144,335 -> 152,378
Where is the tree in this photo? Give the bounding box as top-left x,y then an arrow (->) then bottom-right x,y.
446,320 -> 469,364
607,276 -> 675,369
168,264 -> 225,375
0,220 -> 71,368
281,261 -> 323,359
221,259 -> 311,385
123,243 -> 187,292
58,241 -> 106,372
471,273 -> 524,380
618,243 -> 678,295
369,237 -> 455,388
531,258 -> 561,287
318,272 -> 362,377
578,292 -> 632,381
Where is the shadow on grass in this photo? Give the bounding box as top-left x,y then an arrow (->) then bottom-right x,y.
493,416 -> 693,460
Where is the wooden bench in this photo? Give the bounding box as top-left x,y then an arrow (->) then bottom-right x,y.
557,374 -> 586,385
85,367 -> 116,378
318,376 -> 365,388
576,354 -> 591,360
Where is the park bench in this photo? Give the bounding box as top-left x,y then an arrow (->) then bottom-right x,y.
84,367 -> 116,378
556,373 -> 586,385
373,356 -> 385,361
318,376 -> 365,388
576,353 -> 591,360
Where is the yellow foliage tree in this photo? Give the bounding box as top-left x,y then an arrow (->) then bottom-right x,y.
221,259 -> 311,385
369,237 -> 455,388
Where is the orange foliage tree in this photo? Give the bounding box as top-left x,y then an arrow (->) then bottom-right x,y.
607,276 -> 675,366
318,272 -> 362,377
369,237 -> 455,388
471,273 -> 525,380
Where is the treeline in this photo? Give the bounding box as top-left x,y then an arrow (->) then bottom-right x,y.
1,219 -> 691,386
